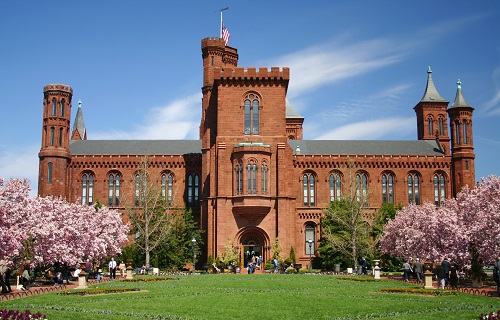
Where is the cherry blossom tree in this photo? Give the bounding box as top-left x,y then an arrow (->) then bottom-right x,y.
0,177 -> 129,267
380,175 -> 500,269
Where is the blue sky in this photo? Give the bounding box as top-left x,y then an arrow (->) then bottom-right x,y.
1,1 -> 499,196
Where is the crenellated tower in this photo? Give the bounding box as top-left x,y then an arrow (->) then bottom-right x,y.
447,79 -> 475,195
38,84 -> 73,198
414,67 -> 451,155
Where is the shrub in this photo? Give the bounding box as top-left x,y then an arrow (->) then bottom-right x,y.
0,309 -> 47,319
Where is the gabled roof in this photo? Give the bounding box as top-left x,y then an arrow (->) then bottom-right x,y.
289,139 -> 445,156
420,66 -> 448,103
70,140 -> 202,155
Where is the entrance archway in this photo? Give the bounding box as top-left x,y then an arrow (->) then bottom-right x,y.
237,227 -> 270,270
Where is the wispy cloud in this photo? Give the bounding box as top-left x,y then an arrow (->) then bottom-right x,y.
482,64 -> 500,116
0,144 -> 39,197
315,118 -> 415,140
92,93 -> 202,140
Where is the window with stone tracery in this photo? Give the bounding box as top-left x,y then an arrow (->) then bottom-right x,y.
243,93 -> 260,135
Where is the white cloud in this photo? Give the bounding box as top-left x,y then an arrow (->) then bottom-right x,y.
482,65 -> 500,116
315,117 -> 415,140
0,144 -> 40,197
92,93 -> 202,140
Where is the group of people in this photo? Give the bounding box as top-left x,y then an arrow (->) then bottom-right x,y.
246,255 -> 263,274
402,257 -> 460,288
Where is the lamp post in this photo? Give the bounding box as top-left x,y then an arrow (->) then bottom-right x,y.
191,238 -> 196,274
307,239 -> 313,273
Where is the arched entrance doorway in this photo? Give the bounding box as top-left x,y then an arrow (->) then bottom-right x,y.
237,228 -> 270,270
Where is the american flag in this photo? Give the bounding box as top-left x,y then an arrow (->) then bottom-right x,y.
222,24 -> 230,46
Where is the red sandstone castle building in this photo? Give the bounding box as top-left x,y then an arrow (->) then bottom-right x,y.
38,37 -> 475,268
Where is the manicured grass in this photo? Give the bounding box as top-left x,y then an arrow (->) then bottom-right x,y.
1,274 -> 499,319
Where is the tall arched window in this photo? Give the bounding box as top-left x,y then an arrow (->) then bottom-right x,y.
187,173 -> 199,207
438,118 -> 444,136
81,172 -> 94,205
243,93 -> 260,135
108,173 -> 121,206
261,163 -> 269,195
60,99 -> 65,117
58,127 -> 63,147
161,172 -> 174,205
51,98 -> 57,116
455,121 -> 460,145
433,172 -> 446,206
47,162 -> 53,184
50,127 -> 55,146
381,172 -> 394,203
329,172 -> 342,202
247,162 -> 257,194
305,224 -> 315,255
427,117 -> 433,136
235,163 -> 243,195
407,172 -> 420,205
355,172 -> 368,203
463,120 -> 467,144
303,172 -> 316,206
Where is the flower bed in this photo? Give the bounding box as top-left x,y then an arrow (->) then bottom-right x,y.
0,309 -> 47,319
57,287 -> 140,296
123,276 -> 175,282
380,287 -> 458,296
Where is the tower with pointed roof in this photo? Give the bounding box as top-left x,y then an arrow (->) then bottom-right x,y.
38,84 -> 73,198
71,100 -> 87,140
447,79 -> 475,195
414,67 -> 451,155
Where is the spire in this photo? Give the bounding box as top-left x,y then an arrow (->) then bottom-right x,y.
420,66 -> 447,102
71,99 -> 87,140
450,79 -> 470,108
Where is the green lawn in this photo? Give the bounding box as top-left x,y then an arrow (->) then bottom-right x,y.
1,275 -> 499,319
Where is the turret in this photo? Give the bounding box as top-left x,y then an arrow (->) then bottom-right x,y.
414,67 -> 451,155
38,84 -> 73,198
71,100 -> 87,140
447,79 -> 475,195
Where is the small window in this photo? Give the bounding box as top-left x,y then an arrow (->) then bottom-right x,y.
355,172 -> 368,204
187,173 -> 199,207
438,118 -> 444,136
463,120 -> 467,144
261,163 -> 269,195
455,121 -> 461,145
427,117 -> 433,136
243,93 -> 261,135
50,127 -> 55,146
305,224 -> 315,255
47,162 -> 53,184
235,163 -> 243,195
381,172 -> 394,203
60,99 -> 65,117
247,162 -> 257,194
51,98 -> 57,116
59,127 -> 63,147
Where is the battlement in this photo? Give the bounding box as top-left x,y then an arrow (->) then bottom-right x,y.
43,84 -> 73,94
215,67 -> 290,80
201,37 -> 226,49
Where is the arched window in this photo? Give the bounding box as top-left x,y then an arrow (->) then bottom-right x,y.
433,172 -> 446,206
81,172 -> 94,205
47,162 -> 53,184
108,173 -> 121,206
60,99 -> 65,117
50,127 -> 55,146
438,118 -> 444,136
355,172 -> 368,203
407,172 -> 420,205
329,172 -> 342,202
261,163 -> 269,195
234,163 -> 243,195
51,98 -> 57,116
303,172 -> 316,206
463,120 -> 467,144
247,162 -> 257,194
187,173 -> 199,207
305,224 -> 315,255
161,172 -> 174,206
58,127 -> 63,147
455,121 -> 460,145
243,93 -> 260,135
427,117 -> 433,136
381,172 -> 394,203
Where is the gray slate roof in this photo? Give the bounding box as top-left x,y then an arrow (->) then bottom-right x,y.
70,140 -> 202,155
288,140 -> 444,156
450,80 -> 472,109
70,139 -> 444,157
420,67 -> 448,103
286,99 -> 303,118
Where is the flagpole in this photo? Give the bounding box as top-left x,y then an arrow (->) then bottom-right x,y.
220,7 -> 229,38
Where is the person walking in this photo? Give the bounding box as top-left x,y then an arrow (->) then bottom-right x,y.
442,257 -> 451,287
413,258 -> 423,283
361,257 -> 368,275
108,258 -> 117,279
449,262 -> 458,289
435,263 -> 446,289
402,260 -> 412,282
119,261 -> 126,278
